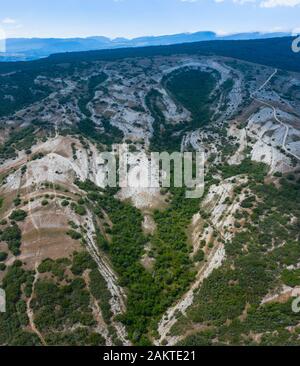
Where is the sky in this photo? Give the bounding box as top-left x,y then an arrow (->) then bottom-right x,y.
0,0 -> 300,39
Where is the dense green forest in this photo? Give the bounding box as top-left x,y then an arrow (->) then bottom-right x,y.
163,68 -> 218,129
0,251 -> 115,346
0,37 -> 299,75
146,68 -> 218,151
0,71 -> 51,117
76,179 -> 205,344
0,36 -> 298,119
175,173 -> 300,346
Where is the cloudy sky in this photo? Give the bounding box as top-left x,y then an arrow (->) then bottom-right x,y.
1,0 -> 300,39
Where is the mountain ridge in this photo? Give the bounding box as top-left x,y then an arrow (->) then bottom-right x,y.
0,30 -> 293,62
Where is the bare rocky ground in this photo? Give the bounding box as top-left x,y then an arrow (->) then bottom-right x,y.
0,54 -> 300,345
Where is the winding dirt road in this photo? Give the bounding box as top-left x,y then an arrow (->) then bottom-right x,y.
251,69 -> 300,162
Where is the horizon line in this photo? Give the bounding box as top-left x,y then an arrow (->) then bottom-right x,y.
2,29 -> 295,41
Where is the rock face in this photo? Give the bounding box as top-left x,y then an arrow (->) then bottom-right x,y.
0,51 -> 299,346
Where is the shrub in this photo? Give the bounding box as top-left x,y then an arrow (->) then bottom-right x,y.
13,197 -> 21,207
194,249 -> 205,262
67,230 -> 82,240
9,210 -> 27,222
0,252 -> 8,262
1,224 -> 22,256
74,205 -> 86,216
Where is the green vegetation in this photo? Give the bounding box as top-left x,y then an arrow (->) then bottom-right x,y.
219,158 -> 267,181
0,37 -> 298,347
13,196 -> 21,207
31,152 -> 44,161
45,328 -> 105,346
0,261 -> 40,345
9,209 -> 27,222
77,179 -> 203,344
0,70 -> 51,117
147,68 -> 218,152
38,258 -> 71,280
146,89 -> 182,152
78,73 -> 108,117
281,269 -> 300,287
71,203 -> 86,216
1,224 -> 22,256
70,251 -> 115,335
0,126 -> 36,160
178,330 -> 215,346
67,229 -> 82,240
0,37 -> 297,76
29,251 -> 112,345
33,278 -> 95,333
89,269 -> 112,323
0,252 -> 8,262
75,72 -> 124,146
194,249 -> 205,262
178,174 -> 300,345
78,118 -> 124,146
61,199 -> 70,207
163,68 -> 218,129
71,251 -> 96,275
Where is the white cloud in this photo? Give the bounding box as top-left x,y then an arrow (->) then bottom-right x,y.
233,0 -> 256,4
212,0 -> 300,5
260,0 -> 300,7
2,17 -> 17,24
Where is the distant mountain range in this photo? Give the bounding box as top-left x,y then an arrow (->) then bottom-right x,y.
0,31 -> 293,62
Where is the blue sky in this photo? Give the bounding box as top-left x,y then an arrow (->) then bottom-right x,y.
1,0 -> 300,39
